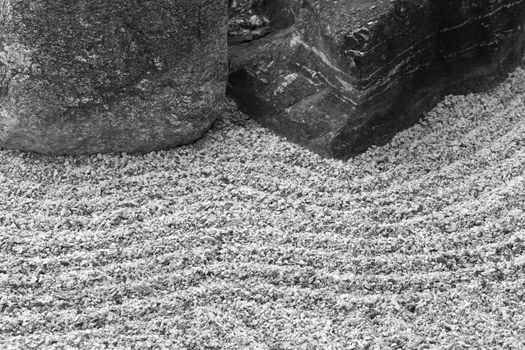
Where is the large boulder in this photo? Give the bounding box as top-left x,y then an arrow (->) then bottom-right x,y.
228,0 -> 525,158
0,0 -> 227,154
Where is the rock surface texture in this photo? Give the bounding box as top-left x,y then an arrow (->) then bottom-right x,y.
228,0 -> 525,158
0,0 -> 226,154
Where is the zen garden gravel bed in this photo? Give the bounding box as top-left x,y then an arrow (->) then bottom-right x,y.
1,67 -> 524,349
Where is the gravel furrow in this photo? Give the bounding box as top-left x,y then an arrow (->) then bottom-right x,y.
1,68 -> 525,349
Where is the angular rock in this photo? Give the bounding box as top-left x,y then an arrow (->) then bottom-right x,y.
228,0 -> 525,158
0,0 -> 227,155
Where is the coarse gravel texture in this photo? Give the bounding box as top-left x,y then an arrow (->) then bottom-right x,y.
1,66 -> 525,349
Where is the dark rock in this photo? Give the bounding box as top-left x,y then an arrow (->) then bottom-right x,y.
227,0 -> 525,159
0,0 -> 227,155
228,0 -> 301,45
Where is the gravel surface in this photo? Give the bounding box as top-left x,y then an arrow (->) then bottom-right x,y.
1,67 -> 525,349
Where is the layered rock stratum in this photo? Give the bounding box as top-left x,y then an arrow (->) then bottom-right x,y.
0,0 -> 226,154
228,0 -> 525,158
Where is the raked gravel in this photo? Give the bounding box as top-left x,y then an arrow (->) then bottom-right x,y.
1,67 -> 525,349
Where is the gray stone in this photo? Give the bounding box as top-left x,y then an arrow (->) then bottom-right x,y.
228,0 -> 525,158
0,0 -> 227,154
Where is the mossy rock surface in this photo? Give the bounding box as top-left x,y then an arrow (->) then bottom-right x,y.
0,0 -> 227,154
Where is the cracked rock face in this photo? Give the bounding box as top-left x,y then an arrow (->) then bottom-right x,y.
0,0 -> 226,155
227,0 -> 525,158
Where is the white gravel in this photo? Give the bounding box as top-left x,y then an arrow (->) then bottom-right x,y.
0,67 -> 524,349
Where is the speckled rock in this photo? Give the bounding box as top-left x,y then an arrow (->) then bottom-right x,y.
0,0 -> 227,155
228,0 -> 525,158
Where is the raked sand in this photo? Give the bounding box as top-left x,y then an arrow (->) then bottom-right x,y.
1,68 -> 524,349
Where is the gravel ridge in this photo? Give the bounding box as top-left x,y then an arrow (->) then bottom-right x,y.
0,68 -> 524,349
